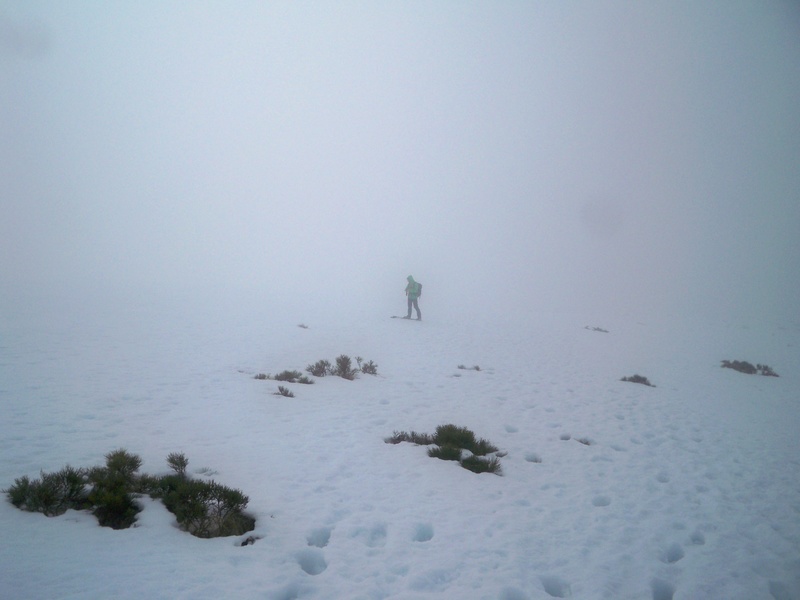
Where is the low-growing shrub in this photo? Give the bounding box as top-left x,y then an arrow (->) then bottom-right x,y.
5,451 -> 256,538
5,466 -> 89,516
274,370 -> 304,382
457,365 -> 481,371
387,424 -> 502,475
460,455 -> 502,475
332,354 -> 358,380
356,356 -> 378,375
385,430 -> 435,445
254,373 -> 268,380
86,449 -> 144,529
166,452 -> 189,477
433,424 -> 498,456
306,360 -> 331,377
156,475 -> 254,538
621,374 -> 655,387
276,385 -> 294,398
427,445 -> 462,461
721,360 -> 779,377
306,356 -> 378,378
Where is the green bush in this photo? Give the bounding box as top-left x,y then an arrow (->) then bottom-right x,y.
306,359 -> 331,377
5,450 -> 256,538
332,355 -> 358,380
387,424 -> 502,475
274,370 -> 304,382
460,455 -> 503,475
4,466 -> 89,516
156,475 -> 253,538
385,430 -> 435,445
721,360 -> 779,377
306,356 -> 378,378
86,449 -> 143,529
621,374 -> 655,387
427,445 -> 462,461
276,385 -> 294,398
434,424 -> 498,456
166,452 -> 189,477
356,357 -> 379,375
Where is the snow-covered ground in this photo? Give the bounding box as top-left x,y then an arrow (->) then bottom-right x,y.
1,292 -> 798,599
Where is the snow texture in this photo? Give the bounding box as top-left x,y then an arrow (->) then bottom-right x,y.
1,298 -> 799,600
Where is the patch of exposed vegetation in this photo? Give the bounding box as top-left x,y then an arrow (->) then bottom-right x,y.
584,326 -> 609,333
386,424 -> 502,475
4,450 -> 255,539
305,354 -> 378,379
621,374 -> 656,387
721,360 -> 779,377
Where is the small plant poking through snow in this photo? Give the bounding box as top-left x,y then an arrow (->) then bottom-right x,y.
276,385 -> 294,398
356,356 -> 379,375
256,371 -> 313,384
166,452 -> 189,477
584,326 -> 609,333
458,365 -> 481,371
305,355 -> 378,379
385,431 -> 435,445
386,424 -> 502,475
721,360 -> 779,377
274,370 -> 304,382
306,359 -> 331,377
427,445 -> 462,461
621,374 -> 656,387
332,354 -> 358,380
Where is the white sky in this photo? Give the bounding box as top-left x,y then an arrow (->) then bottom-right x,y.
2,1 -> 799,322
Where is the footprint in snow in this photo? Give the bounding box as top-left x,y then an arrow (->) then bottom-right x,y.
651,578 -> 676,600
660,542 -> 685,564
351,522 -> 387,548
540,575 -> 572,598
412,522 -> 434,542
306,526 -> 332,548
295,548 -> 327,576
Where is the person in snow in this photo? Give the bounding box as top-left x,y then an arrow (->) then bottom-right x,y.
404,275 -> 422,320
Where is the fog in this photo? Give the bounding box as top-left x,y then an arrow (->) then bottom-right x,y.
3,2 -> 799,323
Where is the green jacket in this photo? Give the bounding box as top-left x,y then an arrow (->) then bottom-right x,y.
405,276 -> 421,300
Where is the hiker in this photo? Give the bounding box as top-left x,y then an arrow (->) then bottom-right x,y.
404,275 -> 422,320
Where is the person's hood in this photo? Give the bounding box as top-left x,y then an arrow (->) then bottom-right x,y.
407,276 -> 415,283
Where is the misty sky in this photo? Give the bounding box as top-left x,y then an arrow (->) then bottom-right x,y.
2,2 -> 799,322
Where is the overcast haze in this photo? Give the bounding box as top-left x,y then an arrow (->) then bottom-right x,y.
2,1 -> 799,323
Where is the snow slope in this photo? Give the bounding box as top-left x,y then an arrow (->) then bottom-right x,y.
1,295 -> 798,599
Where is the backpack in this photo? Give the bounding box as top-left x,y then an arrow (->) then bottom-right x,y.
417,282 -> 422,297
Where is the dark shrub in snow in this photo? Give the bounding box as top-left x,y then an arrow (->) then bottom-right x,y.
621,374 -> 656,387
276,385 -> 295,397
721,360 -> 779,377
387,424 -> 502,475
4,465 -> 89,516
5,451 -> 256,538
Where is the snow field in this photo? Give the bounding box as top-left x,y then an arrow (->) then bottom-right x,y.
1,300 -> 798,599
